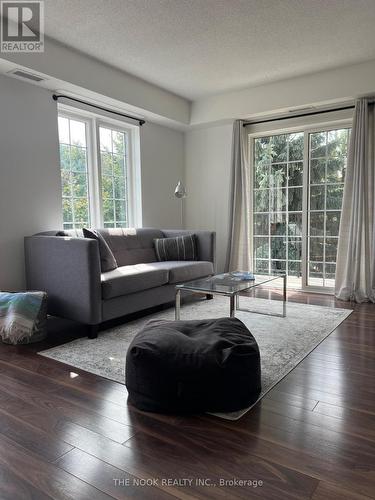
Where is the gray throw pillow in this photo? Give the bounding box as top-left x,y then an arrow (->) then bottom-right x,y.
82,228 -> 118,272
154,234 -> 197,261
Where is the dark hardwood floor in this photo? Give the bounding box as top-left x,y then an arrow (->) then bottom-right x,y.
0,290 -> 374,499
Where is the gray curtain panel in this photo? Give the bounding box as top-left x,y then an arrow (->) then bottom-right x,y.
335,98 -> 375,302
225,120 -> 252,272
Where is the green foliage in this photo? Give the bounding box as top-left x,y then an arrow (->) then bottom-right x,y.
99,129 -> 128,226
59,126 -> 129,228
310,129 -> 348,160
103,199 -> 114,222
59,141 -> 90,226
73,198 -> 89,224
253,129 -> 348,283
254,133 -> 303,190
326,185 -> 344,209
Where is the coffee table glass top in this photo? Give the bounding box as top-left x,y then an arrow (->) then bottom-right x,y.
176,272 -> 285,296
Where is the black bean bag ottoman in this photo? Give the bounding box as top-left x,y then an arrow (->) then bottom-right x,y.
125,317 -> 261,413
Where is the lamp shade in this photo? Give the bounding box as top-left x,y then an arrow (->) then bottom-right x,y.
174,181 -> 187,199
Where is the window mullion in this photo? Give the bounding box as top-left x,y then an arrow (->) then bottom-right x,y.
301,131 -> 309,290
89,118 -> 102,228
323,137 -> 328,288
126,130 -> 134,227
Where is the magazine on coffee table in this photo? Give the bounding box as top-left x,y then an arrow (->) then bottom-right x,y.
230,271 -> 255,281
210,272 -> 255,285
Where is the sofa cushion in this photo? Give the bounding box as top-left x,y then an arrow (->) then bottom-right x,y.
97,228 -> 163,267
101,264 -> 169,299
149,261 -> 214,284
82,228 -> 117,272
154,234 -> 197,262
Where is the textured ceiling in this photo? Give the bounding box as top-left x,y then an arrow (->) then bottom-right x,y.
44,0 -> 375,100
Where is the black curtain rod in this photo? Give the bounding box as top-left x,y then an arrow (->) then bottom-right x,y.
242,104 -> 355,127
52,94 -> 146,126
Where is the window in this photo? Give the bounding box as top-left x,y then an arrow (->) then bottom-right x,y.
99,126 -> 129,228
57,107 -> 141,230
252,125 -> 350,291
58,116 -> 90,229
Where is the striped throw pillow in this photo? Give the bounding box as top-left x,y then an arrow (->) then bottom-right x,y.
154,235 -> 197,261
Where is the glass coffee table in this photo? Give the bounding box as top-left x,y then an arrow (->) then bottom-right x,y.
175,272 -> 287,320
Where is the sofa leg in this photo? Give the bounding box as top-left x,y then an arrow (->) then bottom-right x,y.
206,294 -> 214,300
88,324 -> 99,339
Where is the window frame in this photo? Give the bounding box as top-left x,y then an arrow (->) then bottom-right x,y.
249,118 -> 351,294
58,112 -> 92,229
58,104 -> 142,229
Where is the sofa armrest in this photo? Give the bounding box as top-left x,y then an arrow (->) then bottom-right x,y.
24,236 -> 102,325
161,230 -> 216,271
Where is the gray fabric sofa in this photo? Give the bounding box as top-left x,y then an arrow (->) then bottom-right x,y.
24,228 -> 216,338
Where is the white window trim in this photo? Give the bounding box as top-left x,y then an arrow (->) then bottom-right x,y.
58,103 -> 142,228
248,118 -> 352,295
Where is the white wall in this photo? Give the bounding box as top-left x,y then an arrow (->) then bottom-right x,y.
0,74 -> 186,290
0,74 -> 62,290
0,36 -> 190,126
141,122 -> 185,229
191,58 -> 375,125
185,123 -> 233,272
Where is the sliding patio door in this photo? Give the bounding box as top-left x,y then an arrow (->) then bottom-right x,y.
252,126 -> 350,291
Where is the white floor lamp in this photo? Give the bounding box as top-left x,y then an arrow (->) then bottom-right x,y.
174,181 -> 187,228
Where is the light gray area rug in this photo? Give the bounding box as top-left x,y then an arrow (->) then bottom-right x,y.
39,296 -> 352,420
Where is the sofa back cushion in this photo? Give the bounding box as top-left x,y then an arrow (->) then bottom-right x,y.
97,228 -> 163,266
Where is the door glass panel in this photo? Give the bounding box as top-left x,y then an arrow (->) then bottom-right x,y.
326,212 -> 341,236
270,189 -> 287,212
309,212 -> 324,236
288,238 -> 302,261
288,187 -> 303,211
255,259 -> 269,273
310,185 -> 325,210
310,159 -> 326,184
254,189 -> 269,212
326,185 -> 344,209
270,213 -> 286,235
270,164 -> 287,188
253,132 -> 303,287
271,237 -> 286,260
309,262 -> 324,287
288,213 -> 302,236
254,214 -> 269,235
254,237 -> 269,259
307,128 -> 350,287
288,162 -> 303,186
253,127 -> 350,290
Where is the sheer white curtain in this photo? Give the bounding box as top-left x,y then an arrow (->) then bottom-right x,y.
335,98 -> 375,302
225,120 -> 252,272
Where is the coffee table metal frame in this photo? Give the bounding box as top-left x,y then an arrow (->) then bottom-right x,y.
175,273 -> 287,320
